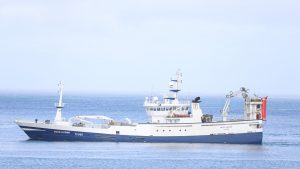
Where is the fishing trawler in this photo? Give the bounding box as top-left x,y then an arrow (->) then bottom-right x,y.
15,70 -> 267,144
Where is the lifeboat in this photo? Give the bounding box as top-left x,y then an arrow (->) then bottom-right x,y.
173,113 -> 190,117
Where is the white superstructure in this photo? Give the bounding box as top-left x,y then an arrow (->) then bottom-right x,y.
144,69 -> 203,124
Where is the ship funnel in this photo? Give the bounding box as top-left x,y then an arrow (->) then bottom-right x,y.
191,96 -> 203,118
192,97 -> 201,103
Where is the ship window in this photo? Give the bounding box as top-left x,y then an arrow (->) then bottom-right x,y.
156,130 -> 159,132
163,130 -> 165,132
150,108 -> 153,111
169,130 -> 171,132
162,107 -> 165,111
257,105 -> 261,109
185,107 -> 189,110
179,129 -> 181,132
154,108 -> 156,111
184,129 -> 187,131
116,131 -> 120,135
157,108 -> 160,111
166,107 -> 169,111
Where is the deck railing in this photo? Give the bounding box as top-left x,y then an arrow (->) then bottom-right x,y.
144,100 -> 190,106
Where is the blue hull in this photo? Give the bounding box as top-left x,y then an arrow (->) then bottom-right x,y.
19,126 -> 262,144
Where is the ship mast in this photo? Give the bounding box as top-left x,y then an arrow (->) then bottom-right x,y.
169,69 -> 182,101
54,82 -> 64,122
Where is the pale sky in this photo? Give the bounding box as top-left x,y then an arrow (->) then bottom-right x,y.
0,0 -> 299,96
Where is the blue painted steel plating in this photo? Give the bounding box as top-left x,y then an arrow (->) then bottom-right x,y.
19,126 -> 263,144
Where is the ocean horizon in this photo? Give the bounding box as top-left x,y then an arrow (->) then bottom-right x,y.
0,94 -> 300,168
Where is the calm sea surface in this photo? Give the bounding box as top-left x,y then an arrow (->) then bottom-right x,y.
0,94 -> 300,169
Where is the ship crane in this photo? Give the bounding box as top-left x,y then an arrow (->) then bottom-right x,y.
221,87 -> 249,121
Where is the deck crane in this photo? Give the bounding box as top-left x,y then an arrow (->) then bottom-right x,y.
221,87 -> 249,121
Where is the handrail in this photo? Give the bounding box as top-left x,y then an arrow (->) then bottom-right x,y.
144,101 -> 190,106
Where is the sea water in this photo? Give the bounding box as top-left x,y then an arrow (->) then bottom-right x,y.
0,94 -> 300,169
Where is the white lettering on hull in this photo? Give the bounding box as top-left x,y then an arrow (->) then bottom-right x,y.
75,133 -> 83,136
54,130 -> 70,134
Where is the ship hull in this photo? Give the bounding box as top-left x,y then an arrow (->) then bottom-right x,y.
17,124 -> 263,144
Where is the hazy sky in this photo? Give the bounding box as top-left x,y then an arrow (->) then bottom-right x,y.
0,0 -> 299,96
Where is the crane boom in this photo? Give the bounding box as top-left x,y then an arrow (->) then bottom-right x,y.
221,87 -> 249,121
